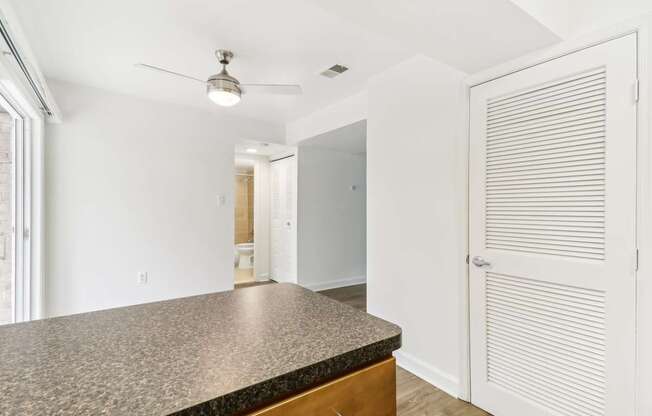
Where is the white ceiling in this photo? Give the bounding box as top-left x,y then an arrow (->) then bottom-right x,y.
299,120 -> 366,154
9,0 -> 412,123
235,140 -> 296,158
10,0 -> 561,125
306,0 -> 561,73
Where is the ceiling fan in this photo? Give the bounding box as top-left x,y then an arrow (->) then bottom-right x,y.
135,49 -> 302,107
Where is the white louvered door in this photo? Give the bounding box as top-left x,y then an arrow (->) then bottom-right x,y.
469,34 -> 637,416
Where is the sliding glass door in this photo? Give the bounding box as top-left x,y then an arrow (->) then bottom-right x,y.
0,97 -> 30,325
0,111 -> 12,324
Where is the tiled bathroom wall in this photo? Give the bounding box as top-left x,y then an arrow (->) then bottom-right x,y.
235,171 -> 254,244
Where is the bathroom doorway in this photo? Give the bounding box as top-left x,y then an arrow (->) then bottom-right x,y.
234,159 -> 255,284
234,141 -> 297,287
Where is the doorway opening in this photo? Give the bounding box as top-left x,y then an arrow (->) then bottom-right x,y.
234,159 -> 255,284
234,141 -> 297,287
295,120 -> 367,291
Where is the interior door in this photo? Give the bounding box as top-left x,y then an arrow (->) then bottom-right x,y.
270,155 -> 296,283
469,34 -> 637,416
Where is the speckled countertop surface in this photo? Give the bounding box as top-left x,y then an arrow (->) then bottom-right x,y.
0,283 -> 401,416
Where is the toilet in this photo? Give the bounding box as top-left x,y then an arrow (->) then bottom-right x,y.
235,243 -> 254,269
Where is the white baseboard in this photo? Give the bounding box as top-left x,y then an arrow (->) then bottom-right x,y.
303,275 -> 366,292
394,350 -> 459,398
255,272 -> 269,282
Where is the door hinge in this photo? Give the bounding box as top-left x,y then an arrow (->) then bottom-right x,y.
634,79 -> 640,103
635,248 -> 639,271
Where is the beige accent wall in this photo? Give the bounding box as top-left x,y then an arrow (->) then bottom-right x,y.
235,171 -> 254,244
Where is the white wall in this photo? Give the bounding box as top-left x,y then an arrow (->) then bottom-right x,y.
504,0 -> 652,39
45,80 -> 282,317
296,146 -> 366,291
509,0 -> 570,37
286,92 -> 367,146
366,55 -> 466,396
568,1 -> 652,35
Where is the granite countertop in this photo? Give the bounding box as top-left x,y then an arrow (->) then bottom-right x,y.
0,283 -> 401,416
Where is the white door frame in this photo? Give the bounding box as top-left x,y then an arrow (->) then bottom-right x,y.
0,83 -> 44,322
0,1 -> 49,322
0,65 -> 46,321
458,16 -> 652,414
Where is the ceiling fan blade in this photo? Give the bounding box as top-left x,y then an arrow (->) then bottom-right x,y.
134,63 -> 206,84
240,83 -> 302,95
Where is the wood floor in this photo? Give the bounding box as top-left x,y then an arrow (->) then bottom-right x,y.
318,284 -> 367,312
320,285 -> 490,416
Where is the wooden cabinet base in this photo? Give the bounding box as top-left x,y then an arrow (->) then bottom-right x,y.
248,357 -> 397,416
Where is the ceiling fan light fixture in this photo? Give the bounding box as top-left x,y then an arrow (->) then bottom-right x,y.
136,49 -> 302,107
207,75 -> 241,107
208,88 -> 241,107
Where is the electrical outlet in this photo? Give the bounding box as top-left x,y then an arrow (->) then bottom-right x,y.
137,272 -> 148,285
217,195 -> 227,207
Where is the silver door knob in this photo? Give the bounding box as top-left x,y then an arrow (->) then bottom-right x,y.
472,256 -> 491,268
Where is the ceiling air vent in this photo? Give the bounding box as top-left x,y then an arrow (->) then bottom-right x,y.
320,64 -> 349,78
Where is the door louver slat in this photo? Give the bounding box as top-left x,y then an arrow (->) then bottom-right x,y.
487,68 -> 605,107
485,69 -> 606,260
486,272 -> 606,416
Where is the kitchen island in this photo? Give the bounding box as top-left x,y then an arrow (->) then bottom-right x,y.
0,283 -> 401,415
